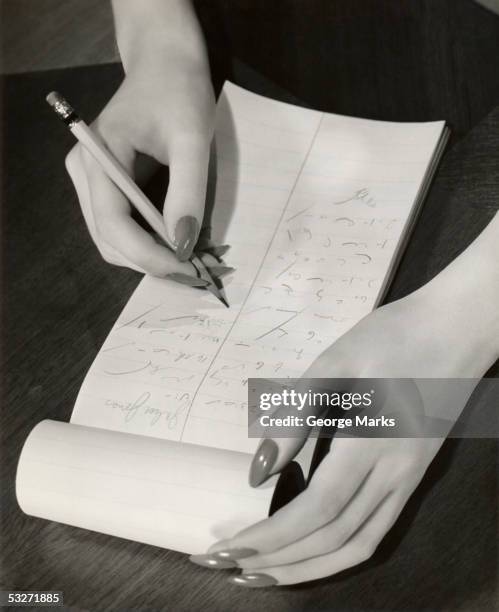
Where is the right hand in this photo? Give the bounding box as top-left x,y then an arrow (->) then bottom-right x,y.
65,49 -> 216,276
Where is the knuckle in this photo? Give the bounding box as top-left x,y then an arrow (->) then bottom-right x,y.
312,486 -> 341,522
389,456 -> 418,483
333,521 -> 354,547
99,250 -> 114,265
355,536 -> 377,562
92,237 -> 111,261
97,241 -> 120,266
93,224 -> 122,261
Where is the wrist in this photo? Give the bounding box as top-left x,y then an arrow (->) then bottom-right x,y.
112,0 -> 209,76
413,215 -> 499,374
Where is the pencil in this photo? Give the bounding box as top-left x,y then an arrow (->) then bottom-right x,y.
46,91 -> 228,307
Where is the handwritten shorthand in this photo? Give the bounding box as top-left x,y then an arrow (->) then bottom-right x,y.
70,82 -> 445,454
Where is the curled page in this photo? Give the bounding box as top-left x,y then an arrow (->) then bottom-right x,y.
16,420 -> 276,554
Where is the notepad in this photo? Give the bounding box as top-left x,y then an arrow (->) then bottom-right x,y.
16,82 -> 448,554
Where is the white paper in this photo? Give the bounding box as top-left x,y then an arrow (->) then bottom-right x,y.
71,82 -> 445,452
16,420 -> 276,554
17,82 -> 445,554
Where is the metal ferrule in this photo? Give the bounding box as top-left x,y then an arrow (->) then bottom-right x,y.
48,93 -> 81,127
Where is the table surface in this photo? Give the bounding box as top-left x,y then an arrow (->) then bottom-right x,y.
1,2 -> 498,610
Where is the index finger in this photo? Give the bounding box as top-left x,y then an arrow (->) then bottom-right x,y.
81,145 -> 194,276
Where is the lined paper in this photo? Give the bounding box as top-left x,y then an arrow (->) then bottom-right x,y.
71,82 -> 445,453
17,420 -> 276,553
17,83 -> 446,554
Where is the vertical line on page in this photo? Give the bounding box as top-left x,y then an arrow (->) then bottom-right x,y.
180,113 -> 325,442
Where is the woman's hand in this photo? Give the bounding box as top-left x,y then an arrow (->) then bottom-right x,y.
66,0 -> 215,276
199,295 -> 461,586
192,209 -> 499,585
213,436 -> 442,587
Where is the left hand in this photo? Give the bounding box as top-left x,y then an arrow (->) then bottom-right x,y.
195,282 -> 496,586
213,435 -> 442,586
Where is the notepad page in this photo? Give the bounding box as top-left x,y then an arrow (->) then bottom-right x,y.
71,82 -> 445,453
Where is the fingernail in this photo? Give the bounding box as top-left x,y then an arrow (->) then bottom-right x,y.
166,272 -> 209,287
249,439 -> 278,487
175,216 -> 199,262
214,548 -> 257,561
189,554 -> 236,569
210,266 -> 235,278
228,573 -> 277,588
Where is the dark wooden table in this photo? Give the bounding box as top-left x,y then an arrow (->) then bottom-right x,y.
1,2 -> 498,610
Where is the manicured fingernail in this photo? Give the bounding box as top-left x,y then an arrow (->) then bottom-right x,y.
214,548 -> 257,561
202,244 -> 231,257
228,573 -> 277,588
249,439 -> 278,487
210,266 -> 235,278
166,272 -> 209,287
175,216 -> 199,262
189,554 -> 236,569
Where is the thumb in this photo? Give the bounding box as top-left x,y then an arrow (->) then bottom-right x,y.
249,435 -> 310,489
248,381 -> 329,488
163,137 -> 210,262
249,352 -> 350,488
